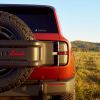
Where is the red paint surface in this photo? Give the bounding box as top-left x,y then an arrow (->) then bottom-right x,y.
34,33 -> 60,41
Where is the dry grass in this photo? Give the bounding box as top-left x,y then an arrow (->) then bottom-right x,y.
74,51 -> 100,100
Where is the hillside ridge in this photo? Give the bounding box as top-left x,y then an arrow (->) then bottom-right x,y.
71,40 -> 100,51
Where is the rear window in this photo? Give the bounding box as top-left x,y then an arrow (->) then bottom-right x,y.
17,13 -> 58,33
0,5 -> 58,33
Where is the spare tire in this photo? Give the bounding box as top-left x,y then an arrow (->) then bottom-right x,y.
0,11 -> 34,93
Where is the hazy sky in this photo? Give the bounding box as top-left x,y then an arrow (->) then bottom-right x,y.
0,0 -> 100,42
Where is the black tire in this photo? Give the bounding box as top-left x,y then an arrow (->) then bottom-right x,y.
0,11 -> 34,93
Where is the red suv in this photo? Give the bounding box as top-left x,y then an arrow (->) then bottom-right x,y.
0,4 -> 75,100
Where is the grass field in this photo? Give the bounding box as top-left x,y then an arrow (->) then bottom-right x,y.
74,51 -> 100,100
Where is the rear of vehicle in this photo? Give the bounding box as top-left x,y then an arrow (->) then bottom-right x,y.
0,4 -> 75,100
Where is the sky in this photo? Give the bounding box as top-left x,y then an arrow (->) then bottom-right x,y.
0,0 -> 100,42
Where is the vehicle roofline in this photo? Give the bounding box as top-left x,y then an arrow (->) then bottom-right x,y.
0,4 -> 55,11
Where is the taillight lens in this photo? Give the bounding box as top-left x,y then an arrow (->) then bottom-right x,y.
58,42 -> 68,66
53,41 -> 68,66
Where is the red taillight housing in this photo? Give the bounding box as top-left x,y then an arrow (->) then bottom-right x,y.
57,51 -> 68,55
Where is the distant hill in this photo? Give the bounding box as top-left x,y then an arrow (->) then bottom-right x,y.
71,40 -> 100,52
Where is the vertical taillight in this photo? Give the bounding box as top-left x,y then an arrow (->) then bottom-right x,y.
53,41 -> 68,66
58,42 -> 68,66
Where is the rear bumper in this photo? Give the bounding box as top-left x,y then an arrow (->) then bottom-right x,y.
0,78 -> 75,96
43,78 -> 75,95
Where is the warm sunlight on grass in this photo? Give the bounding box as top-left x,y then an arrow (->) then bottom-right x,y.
74,51 -> 100,100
